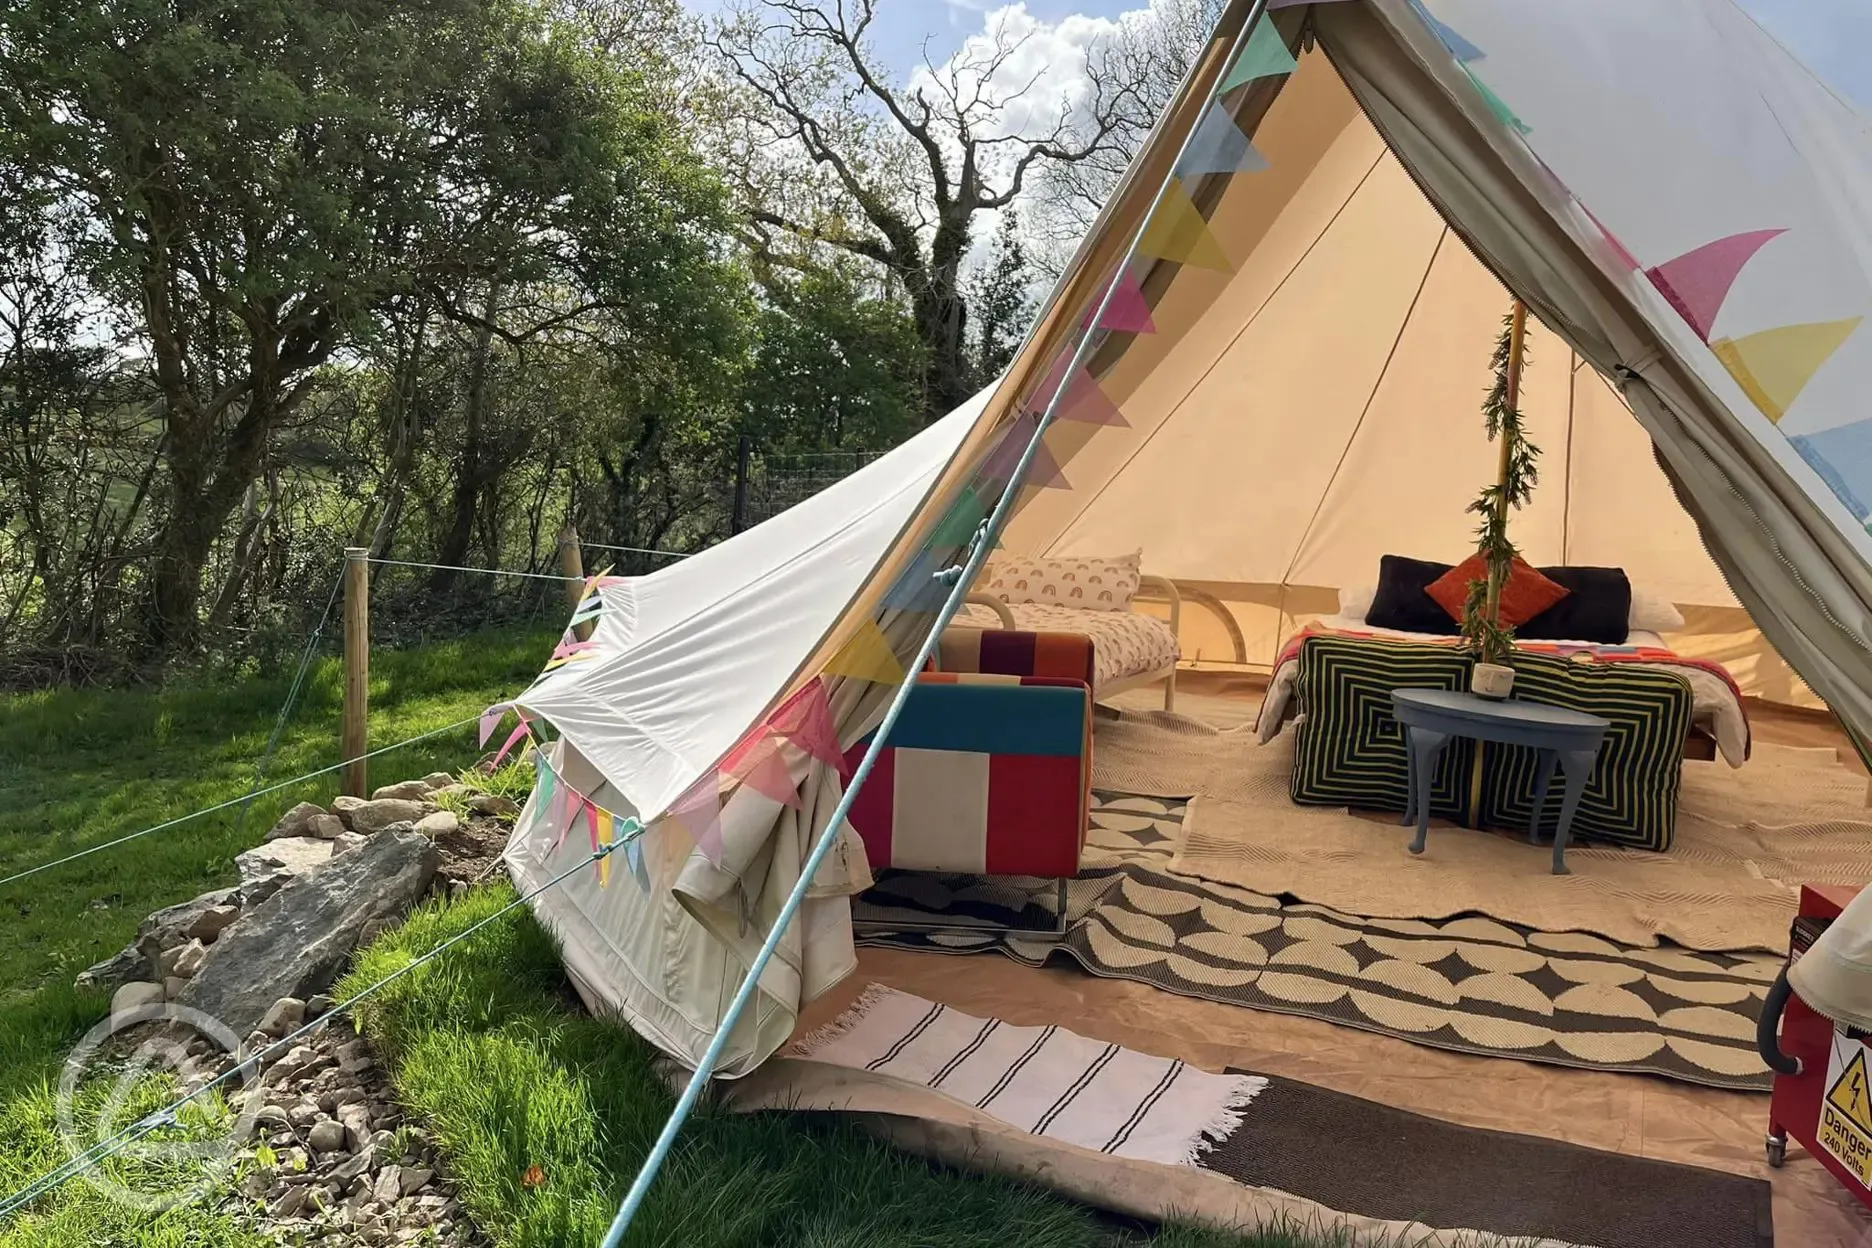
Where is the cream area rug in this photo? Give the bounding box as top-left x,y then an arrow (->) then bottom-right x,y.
1093,710 -> 1872,954
793,984 -> 1266,1167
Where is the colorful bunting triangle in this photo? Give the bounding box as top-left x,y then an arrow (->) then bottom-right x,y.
1580,201 -> 1640,273
1409,0 -> 1484,62
1645,229 -> 1786,342
930,484 -> 987,549
625,836 -> 650,893
668,776 -> 724,865
531,753 -> 557,832
1789,419 -> 1872,523
1710,317 -> 1862,423
722,733 -> 803,808
1219,19 -> 1295,93
824,620 -> 906,686
1081,262 -> 1156,334
593,805 -> 614,886
1137,180 -> 1234,272
479,703 -> 513,747
1175,103 -> 1268,179
1024,353 -> 1128,427
491,720 -> 532,768
1463,67 -> 1528,135
979,412 -> 1070,490
882,547 -> 953,615
769,678 -> 849,777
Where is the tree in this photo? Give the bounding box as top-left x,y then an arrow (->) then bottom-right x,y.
966,208 -> 1037,383
710,0 -> 1148,420
0,0 -> 726,654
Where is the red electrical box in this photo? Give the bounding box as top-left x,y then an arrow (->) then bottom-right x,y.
1767,882 -> 1872,1212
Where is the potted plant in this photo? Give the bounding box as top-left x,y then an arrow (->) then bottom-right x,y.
1461,305 -> 1537,699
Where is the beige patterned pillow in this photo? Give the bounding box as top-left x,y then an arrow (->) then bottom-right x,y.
981,550 -> 1142,612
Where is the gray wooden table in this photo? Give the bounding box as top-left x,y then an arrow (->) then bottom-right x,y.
1389,688 -> 1611,874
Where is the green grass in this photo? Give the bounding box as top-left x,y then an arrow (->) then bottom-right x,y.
0,624 -> 1343,1246
339,886 -> 1333,1248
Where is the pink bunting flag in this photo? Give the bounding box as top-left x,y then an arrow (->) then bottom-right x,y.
1080,263 -> 1155,334
769,678 -> 848,777
721,732 -> 804,809
1024,354 -> 1128,428
551,638 -> 599,661
491,720 -> 532,768
979,412 -> 1069,489
549,764 -> 581,854
668,775 -> 725,866
1644,228 -> 1786,342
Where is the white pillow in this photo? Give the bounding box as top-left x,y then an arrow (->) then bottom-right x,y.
1629,588 -> 1686,633
1338,583 -> 1376,622
980,550 -> 1142,612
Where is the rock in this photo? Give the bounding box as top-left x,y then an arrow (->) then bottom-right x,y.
332,831 -> 369,856
135,888 -> 238,965
171,939 -> 208,977
163,976 -> 190,1000
420,771 -> 455,790
241,1168 -> 275,1199
347,798 -> 428,835
467,793 -> 519,818
412,810 -> 459,837
235,874 -> 290,909
186,904 -> 244,943
258,996 -> 306,1038
371,780 -> 432,802
431,783 -> 474,801
176,831 -> 439,1036
372,1166 -> 403,1205
306,994 -> 335,1020
236,837 -> 332,889
269,1186 -> 312,1219
357,919 -> 391,950
266,801 -> 328,842
307,1119 -> 347,1153
328,1150 -> 374,1184
309,813 -> 349,840
339,1102 -> 373,1152
399,1168 -> 434,1196
110,981 -> 165,1022
287,1099 -> 321,1128
76,942 -> 153,992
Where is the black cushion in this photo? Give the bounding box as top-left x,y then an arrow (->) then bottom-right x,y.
1364,554 -> 1461,634
1519,566 -> 1632,644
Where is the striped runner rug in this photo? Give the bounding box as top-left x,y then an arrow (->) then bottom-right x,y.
793,983 -> 1266,1167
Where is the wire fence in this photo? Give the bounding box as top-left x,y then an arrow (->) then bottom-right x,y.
741,449 -> 887,528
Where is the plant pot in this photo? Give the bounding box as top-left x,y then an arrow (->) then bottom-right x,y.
1472,661 -> 1516,699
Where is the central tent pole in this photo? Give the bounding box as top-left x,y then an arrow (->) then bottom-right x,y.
1470,299 -> 1528,825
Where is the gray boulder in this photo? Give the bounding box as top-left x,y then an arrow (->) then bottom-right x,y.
111,981 -> 165,1023
237,836 -> 332,886
76,942 -> 154,992
346,798 -> 429,835
308,813 -> 348,839
135,888 -> 238,965
467,793 -> 519,818
370,780 -> 432,802
419,772 -> 455,790
413,810 -> 459,838
265,801 -> 327,842
176,831 -> 439,1036
331,795 -> 366,819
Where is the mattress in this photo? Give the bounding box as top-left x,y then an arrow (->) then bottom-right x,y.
1260,618 -> 1750,767
955,601 -> 1179,690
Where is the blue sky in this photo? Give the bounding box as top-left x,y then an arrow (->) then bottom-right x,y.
685,0 -> 1872,110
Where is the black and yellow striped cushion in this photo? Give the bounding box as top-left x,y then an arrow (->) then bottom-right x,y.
1289,635 -> 1693,851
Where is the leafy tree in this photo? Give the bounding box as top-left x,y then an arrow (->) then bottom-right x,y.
966,208 -> 1037,385
0,0 -> 736,654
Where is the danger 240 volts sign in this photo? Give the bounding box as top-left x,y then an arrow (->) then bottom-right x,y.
1819,1030 -> 1872,1191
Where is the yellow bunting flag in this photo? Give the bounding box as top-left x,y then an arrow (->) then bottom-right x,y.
593,805 -> 614,886
824,620 -> 906,685
1137,180 -> 1233,272
1710,316 -> 1862,423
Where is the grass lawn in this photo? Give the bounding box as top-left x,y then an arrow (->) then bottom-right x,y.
0,626 -> 1343,1247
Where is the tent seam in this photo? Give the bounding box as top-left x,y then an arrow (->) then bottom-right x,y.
1041,146 -> 1391,555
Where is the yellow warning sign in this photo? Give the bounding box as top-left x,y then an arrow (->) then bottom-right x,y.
1820,1038 -> 1872,1190
1830,1049 -> 1872,1132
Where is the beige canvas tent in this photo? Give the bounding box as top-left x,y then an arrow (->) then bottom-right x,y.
1001,47 -> 1820,708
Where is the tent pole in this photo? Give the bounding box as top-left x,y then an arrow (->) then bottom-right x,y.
1471,300 -> 1529,825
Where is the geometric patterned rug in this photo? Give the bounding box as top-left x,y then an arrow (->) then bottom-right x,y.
855,792 -> 1782,1092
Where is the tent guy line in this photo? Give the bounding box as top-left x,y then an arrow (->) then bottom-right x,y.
363,556 -> 572,582
597,0 -> 1277,1239
0,716 -> 480,892
0,834 -> 634,1223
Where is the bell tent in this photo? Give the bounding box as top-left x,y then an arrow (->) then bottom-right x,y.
500,0 -> 1872,1076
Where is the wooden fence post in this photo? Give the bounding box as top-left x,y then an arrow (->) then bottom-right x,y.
342,546 -> 370,797
558,525 -> 593,641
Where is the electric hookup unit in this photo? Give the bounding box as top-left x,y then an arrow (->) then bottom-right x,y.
1759,883 -> 1872,1213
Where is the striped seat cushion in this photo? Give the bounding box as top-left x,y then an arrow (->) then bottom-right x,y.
935,628 -> 1095,686
843,674 -> 1090,878
1290,635 -> 1693,851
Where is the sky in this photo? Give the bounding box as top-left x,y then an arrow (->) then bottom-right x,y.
684,0 -> 1872,112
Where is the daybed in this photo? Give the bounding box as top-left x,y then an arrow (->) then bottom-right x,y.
950,551 -> 1182,710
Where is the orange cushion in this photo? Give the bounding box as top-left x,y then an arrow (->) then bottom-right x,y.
1426,554 -> 1570,629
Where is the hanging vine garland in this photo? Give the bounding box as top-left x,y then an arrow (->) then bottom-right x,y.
1460,304 -> 1540,666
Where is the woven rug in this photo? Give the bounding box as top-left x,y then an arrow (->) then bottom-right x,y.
1094,711 -> 1872,953
1203,1070 -> 1775,1248
854,792 -> 1781,1091
792,984 -> 1266,1167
